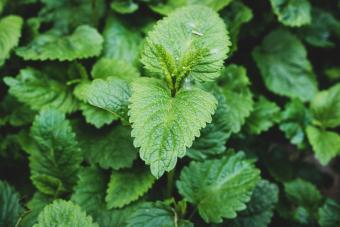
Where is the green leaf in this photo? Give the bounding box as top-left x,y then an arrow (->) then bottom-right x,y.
106,167 -> 155,208
187,87 -> 231,160
270,0 -> 311,27
150,0 -> 233,15
310,84 -> 340,128
0,180 -> 23,227
129,77 -> 217,178
0,15 -> 23,66
91,58 -> 140,81
298,8 -> 340,48
16,25 -> 103,61
306,126 -> 340,165
218,64 -> 253,133
318,199 -> 340,227
325,67 -> 340,81
284,178 -> 322,207
177,152 -> 261,223
29,109 -> 82,195
252,29 -> 317,101
127,201 -> 193,227
220,0 -> 253,53
142,5 -> 230,83
71,167 -> 108,214
102,15 -> 142,66
94,204 -> 139,227
279,99 -> 311,148
4,68 -> 79,113
76,124 -> 137,170
33,200 -> 98,227
78,102 -> 118,128
111,0 -> 138,14
226,180 -> 279,227
245,96 -> 281,135
80,77 -> 131,122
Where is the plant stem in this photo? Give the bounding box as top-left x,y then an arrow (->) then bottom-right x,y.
166,169 -> 175,198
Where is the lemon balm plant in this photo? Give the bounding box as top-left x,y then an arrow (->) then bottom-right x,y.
1,0 -> 340,226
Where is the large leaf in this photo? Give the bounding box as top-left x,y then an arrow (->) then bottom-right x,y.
4,68 -> 79,113
0,15 -> 23,66
306,126 -> 340,165
129,77 -> 217,178
76,124 -> 137,170
270,0 -> 311,27
106,167 -> 155,208
102,16 -> 142,65
226,180 -> 279,227
16,25 -> 103,61
127,201 -> 193,227
71,167 -> 108,215
0,180 -> 23,227
245,96 -> 281,135
29,109 -> 82,195
177,152 -> 261,223
310,84 -> 340,129
252,29 -> 317,101
142,5 -> 230,84
218,64 -> 253,133
318,199 -> 340,227
33,200 -> 98,227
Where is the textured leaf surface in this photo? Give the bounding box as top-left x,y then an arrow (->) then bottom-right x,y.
177,152 -> 261,223
270,0 -> 311,27
252,29 -> 317,101
245,96 -> 281,135
30,109 -> 82,195
227,180 -> 279,227
33,200 -> 98,227
306,126 -> 340,165
102,15 -> 142,65
78,102 -> 118,128
4,68 -> 79,113
76,124 -> 137,170
127,201 -> 193,227
106,168 -> 155,208
218,64 -> 253,133
129,77 -> 217,178
16,25 -> 103,61
0,180 -> 23,227
72,167 -> 108,214
0,15 -> 23,65
310,84 -> 340,129
318,199 -> 340,227
142,5 -> 230,82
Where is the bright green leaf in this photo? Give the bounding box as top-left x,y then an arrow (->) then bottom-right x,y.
177,152 -> 261,223
106,167 -> 155,208
306,126 -> 340,165
111,0 -> 138,14
253,29 -> 317,101
129,77 -> 217,178
270,0 -> 311,27
318,199 -> 340,227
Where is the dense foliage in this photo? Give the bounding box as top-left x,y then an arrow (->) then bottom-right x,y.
0,0 -> 340,226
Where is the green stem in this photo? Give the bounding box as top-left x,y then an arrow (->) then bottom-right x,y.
166,169 -> 175,198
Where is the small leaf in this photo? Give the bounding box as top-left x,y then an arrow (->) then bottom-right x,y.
318,199 -> 340,227
0,15 -> 23,66
106,167 -> 155,208
252,29 -> 317,101
30,109 -> 82,195
16,25 -> 103,61
306,126 -> 340,165
177,152 -> 261,223
129,77 -> 217,178
0,180 -> 23,227
142,5 -> 230,83
4,68 -> 79,113
33,200 -> 98,227
310,84 -> 340,129
78,102 -> 118,128
111,0 -> 139,14
270,0 -> 311,27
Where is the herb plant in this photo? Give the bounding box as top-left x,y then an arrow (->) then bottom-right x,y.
0,0 -> 340,226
